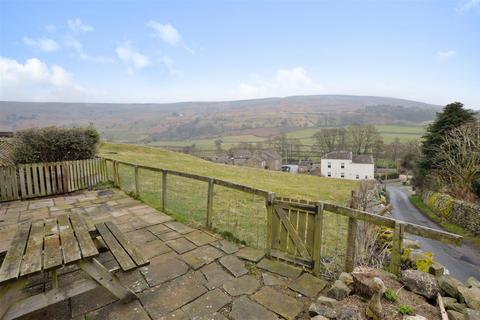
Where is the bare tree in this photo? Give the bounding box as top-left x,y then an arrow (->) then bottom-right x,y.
433,121 -> 480,201
348,125 -> 383,155
313,128 -> 347,153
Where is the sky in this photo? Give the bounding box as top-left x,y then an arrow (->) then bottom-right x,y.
0,0 -> 479,108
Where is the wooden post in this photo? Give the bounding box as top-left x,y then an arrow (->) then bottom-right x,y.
134,165 -> 139,195
162,170 -> 167,211
390,221 -> 405,276
313,201 -> 324,276
345,190 -> 358,272
112,161 -> 117,187
265,192 -> 275,256
206,179 -> 214,228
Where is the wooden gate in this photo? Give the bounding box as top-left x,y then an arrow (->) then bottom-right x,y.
268,198 -> 323,275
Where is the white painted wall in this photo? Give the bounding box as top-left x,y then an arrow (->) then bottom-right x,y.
320,158 -> 374,180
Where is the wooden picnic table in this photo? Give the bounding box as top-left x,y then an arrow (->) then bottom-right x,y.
0,213 -> 149,320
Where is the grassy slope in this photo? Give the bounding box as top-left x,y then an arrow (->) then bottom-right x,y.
99,142 -> 358,204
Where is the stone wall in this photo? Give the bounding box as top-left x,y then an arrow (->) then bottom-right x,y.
421,191 -> 480,236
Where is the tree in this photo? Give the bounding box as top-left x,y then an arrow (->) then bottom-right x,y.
313,128 -> 347,153
214,138 -> 223,152
433,121 -> 480,201
347,125 -> 383,155
419,102 -> 476,173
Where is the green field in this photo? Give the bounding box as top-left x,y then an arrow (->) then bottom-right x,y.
147,125 -> 425,150
100,142 -> 358,270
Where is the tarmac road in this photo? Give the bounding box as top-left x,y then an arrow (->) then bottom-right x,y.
387,183 -> 480,282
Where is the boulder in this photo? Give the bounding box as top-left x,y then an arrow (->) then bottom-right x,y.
447,310 -> 465,320
458,286 -> 480,310
439,275 -> 464,298
327,280 -> 351,301
407,250 -> 428,265
450,303 -> 468,313
315,295 -> 337,309
366,277 -> 386,320
308,303 -> 337,319
468,277 -> 480,289
464,308 -> 480,320
443,297 -> 459,310
401,269 -> 439,300
339,272 -> 354,289
428,262 -> 445,277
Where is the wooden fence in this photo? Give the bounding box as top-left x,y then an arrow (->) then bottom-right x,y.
0,158 -> 107,201
102,157 -> 462,276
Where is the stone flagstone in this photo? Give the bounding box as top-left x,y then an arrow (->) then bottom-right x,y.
185,230 -> 217,246
142,239 -> 172,259
140,254 -> 189,286
201,262 -> 235,290
148,223 -> 171,235
253,286 -> 304,320
211,239 -> 239,254
257,258 -> 302,279
181,245 -> 224,269
262,272 -> 288,286
165,237 -> 197,254
157,230 -> 183,241
86,299 -> 151,320
230,296 -> 279,320
164,221 -> 194,234
219,255 -> 248,277
236,247 -> 265,262
181,288 -> 231,318
288,273 -> 328,297
223,275 -> 261,296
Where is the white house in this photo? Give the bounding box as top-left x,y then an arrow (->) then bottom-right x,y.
320,151 -> 374,180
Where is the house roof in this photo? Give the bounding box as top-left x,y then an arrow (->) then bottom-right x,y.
322,151 -> 374,164
352,154 -> 374,164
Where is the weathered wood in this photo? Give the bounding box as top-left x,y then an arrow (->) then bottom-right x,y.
437,293 -> 449,320
69,213 -> 99,258
390,222 -> 404,276
0,223 -> 30,282
58,215 -> 82,264
20,220 -> 44,276
19,166 -> 27,199
162,170 -> 167,211
56,164 -> 63,193
2,278 -> 97,320
265,192 -> 275,256
32,164 -> 39,196
43,218 -> 62,270
95,223 -> 136,271
26,165 -> 33,197
78,258 -> 137,301
270,250 -> 313,268
44,163 -> 52,194
274,205 -> 310,259
38,165 -> 46,196
206,178 -> 214,228
313,202 -> 324,276
134,165 -> 140,195
105,221 -> 148,267
0,278 -> 27,319
345,218 -> 358,273
0,168 -> 6,200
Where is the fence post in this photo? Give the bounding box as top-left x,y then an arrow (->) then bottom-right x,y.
112,161 -> 118,187
206,179 -> 214,229
390,221 -> 405,276
265,192 -> 275,256
134,165 -> 140,196
162,170 -> 168,211
313,201 -> 324,276
345,190 -> 359,272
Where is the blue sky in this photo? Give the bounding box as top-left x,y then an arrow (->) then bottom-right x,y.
1,0 -> 479,108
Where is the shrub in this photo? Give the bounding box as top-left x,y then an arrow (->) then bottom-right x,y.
14,126 -> 100,164
472,177 -> 480,199
398,304 -> 414,315
384,288 -> 397,302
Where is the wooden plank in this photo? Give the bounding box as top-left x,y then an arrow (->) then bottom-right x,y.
270,202 -> 280,250
20,220 -> 44,276
265,192 -> 275,256
206,179 -> 214,228
345,217 -> 358,273
78,258 -> 137,301
95,158 -> 101,184
0,278 -> 27,319
50,164 -> 57,194
287,208 -> 298,256
270,250 -> 313,268
58,215 -> 82,264
4,167 -> 12,200
61,162 -> 69,193
105,221 -> 149,267
274,205 -> 310,259
0,222 -> 31,282
25,165 -> 33,197
55,164 -> 63,193
10,167 -> 19,200
72,160 -> 78,191
38,164 -> 45,196
0,168 -> 6,200
297,211 -> 308,254
19,166 -> 27,199
95,223 -> 136,271
313,202 -> 324,276
32,164 -> 39,196
3,278 -> 98,320
69,213 -> 99,258
390,222 -> 404,276
43,218 -> 62,270
44,163 -> 52,195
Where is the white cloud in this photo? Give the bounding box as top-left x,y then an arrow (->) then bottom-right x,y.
456,0 -> 480,12
147,20 -> 193,53
23,37 -> 60,52
65,37 -> 113,64
116,42 -> 150,74
45,24 -> 57,33
0,56 -> 86,101
67,18 -> 94,33
234,67 -> 325,99
159,55 -> 182,76
435,50 -> 457,61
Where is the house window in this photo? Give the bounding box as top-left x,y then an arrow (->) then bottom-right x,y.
340,173 -> 344,178
356,174 -> 359,179
327,162 -> 331,168
341,162 -> 345,169
327,172 -> 331,177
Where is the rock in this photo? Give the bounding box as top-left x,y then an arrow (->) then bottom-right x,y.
444,297 -> 459,310
439,275 -> 464,298
308,303 -> 337,319
429,262 -> 445,277
407,249 -> 428,265
403,239 -> 421,249
339,272 -> 354,289
458,286 -> 480,310
464,308 -> 480,320
351,271 -> 395,299
366,277 -> 386,320
403,316 -> 427,320
311,316 -> 329,320
315,296 -> 337,308
447,310 -> 465,320
450,303 -> 468,313
400,269 -> 439,300
468,277 -> 480,289
337,306 -> 362,320
327,280 -> 351,301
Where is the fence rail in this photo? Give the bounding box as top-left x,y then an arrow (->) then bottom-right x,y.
101,157 -> 462,277
0,158 -> 107,201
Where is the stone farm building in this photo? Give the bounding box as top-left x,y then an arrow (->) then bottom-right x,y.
320,151 -> 374,180
206,149 -> 282,170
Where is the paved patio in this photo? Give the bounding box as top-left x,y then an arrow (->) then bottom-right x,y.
0,188 -> 329,320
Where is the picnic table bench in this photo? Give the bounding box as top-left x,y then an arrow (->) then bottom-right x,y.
0,213 -> 149,320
